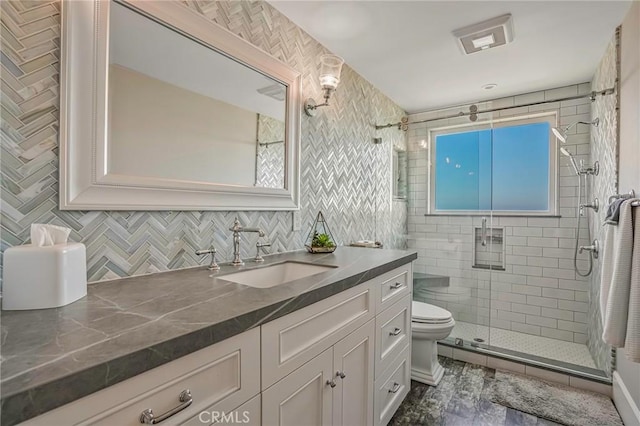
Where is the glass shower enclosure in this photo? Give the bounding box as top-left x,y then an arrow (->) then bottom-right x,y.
410,109 -> 610,382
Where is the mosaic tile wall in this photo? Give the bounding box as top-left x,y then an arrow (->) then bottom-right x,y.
588,32 -> 619,375
0,0 -> 407,283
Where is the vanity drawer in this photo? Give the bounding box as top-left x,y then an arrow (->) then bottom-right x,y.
185,393 -> 261,426
376,264 -> 412,312
23,328 -> 260,426
375,294 -> 411,378
261,281 -> 374,389
374,345 -> 411,426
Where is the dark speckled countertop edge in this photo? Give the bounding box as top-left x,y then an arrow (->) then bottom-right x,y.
0,249 -> 416,425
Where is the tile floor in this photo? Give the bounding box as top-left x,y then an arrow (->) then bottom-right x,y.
449,321 -> 597,369
389,357 -> 600,426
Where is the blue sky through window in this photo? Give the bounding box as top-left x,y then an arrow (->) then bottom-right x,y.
434,122 -> 550,211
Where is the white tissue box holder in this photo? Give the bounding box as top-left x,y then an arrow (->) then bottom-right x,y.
2,242 -> 87,310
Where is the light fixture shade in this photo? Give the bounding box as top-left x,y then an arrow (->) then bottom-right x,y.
319,54 -> 344,91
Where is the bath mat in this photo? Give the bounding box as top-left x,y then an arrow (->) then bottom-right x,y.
483,370 -> 623,426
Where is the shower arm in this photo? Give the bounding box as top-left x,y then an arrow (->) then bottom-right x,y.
557,118 -> 599,137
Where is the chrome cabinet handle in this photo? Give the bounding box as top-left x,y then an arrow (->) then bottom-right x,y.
139,389 -> 193,424
388,382 -> 401,394
326,379 -> 337,388
389,282 -> 403,289
389,327 -> 402,336
336,371 -> 346,379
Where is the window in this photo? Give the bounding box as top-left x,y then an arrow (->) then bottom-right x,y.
428,114 -> 557,216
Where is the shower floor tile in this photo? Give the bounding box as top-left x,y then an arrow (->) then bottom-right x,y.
449,321 -> 597,369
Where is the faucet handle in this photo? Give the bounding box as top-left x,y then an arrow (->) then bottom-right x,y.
229,218 -> 242,232
255,241 -> 271,262
195,246 -> 220,271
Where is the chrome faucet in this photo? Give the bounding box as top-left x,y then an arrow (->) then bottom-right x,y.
229,218 -> 265,266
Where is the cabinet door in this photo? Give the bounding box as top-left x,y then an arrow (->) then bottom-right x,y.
332,319 -> 375,426
262,347 -> 333,426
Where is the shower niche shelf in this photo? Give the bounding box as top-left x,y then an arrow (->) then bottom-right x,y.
472,227 -> 505,270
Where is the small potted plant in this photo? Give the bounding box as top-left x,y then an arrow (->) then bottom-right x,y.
310,232 -> 335,252
305,211 -> 337,254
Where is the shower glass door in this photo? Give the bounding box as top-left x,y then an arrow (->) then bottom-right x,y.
426,119 -> 495,349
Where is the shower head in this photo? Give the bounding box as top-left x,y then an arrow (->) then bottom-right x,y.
552,118 -> 599,143
552,126 -> 568,143
559,146 -> 580,175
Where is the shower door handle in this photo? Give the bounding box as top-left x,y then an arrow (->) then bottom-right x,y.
481,217 -> 487,247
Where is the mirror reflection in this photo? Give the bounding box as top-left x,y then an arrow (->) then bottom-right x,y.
393,148 -> 407,200
108,2 -> 286,188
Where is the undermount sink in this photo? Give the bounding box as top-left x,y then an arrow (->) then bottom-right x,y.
220,261 -> 337,288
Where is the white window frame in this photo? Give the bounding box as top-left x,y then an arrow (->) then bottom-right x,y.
427,112 -> 559,216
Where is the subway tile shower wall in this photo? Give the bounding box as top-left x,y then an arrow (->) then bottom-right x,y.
407,83 -> 594,345
0,1 -> 408,283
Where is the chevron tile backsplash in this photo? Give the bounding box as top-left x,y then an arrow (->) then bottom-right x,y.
0,0 -> 407,283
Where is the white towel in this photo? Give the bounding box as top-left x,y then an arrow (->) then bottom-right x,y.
601,199 -> 640,362
626,205 -> 640,361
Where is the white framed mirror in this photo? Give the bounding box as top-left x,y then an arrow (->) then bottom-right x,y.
60,0 -> 301,210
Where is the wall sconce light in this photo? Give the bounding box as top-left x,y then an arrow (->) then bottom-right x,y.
304,54 -> 344,116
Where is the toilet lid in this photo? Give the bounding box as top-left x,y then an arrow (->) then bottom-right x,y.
412,301 -> 453,324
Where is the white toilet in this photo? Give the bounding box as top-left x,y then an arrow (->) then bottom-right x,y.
411,301 -> 455,386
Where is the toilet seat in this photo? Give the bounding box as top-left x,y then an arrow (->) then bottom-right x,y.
412,301 -> 453,324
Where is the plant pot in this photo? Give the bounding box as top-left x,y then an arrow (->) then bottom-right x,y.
305,245 -> 337,254
305,211 -> 337,254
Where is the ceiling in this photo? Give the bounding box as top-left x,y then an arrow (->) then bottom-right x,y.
268,1 -> 632,113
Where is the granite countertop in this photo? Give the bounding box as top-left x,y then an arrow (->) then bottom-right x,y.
0,247 -> 417,425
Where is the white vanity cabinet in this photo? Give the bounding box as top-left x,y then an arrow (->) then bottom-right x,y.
18,262 -> 413,426
261,262 -> 412,426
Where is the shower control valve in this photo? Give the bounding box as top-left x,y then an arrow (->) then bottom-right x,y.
579,239 -> 599,259
579,160 -> 600,176
579,198 -> 599,215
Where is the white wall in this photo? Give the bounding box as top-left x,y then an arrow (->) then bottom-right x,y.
407,83 -> 594,345
109,65 -> 257,186
615,1 -> 640,424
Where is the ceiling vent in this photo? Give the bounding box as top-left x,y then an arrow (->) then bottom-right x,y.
257,84 -> 286,101
453,14 -> 514,55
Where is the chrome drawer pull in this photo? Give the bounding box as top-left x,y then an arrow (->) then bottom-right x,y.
139,389 -> 193,424
389,282 -> 403,289
326,379 -> 337,388
389,327 -> 402,336
388,382 -> 401,394
336,371 -> 347,379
